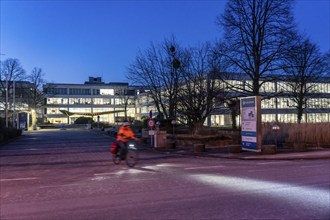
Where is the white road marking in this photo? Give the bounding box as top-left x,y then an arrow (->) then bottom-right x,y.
257,161 -> 291,165
300,165 -> 324,168
39,183 -> 84,188
94,172 -> 120,176
185,165 -> 225,170
0,177 -> 38,182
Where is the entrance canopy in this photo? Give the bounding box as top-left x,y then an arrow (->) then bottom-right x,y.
59,109 -> 125,117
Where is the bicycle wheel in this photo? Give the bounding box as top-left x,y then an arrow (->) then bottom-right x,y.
126,149 -> 137,167
112,153 -> 121,165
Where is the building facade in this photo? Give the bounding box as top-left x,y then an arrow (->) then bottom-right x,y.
0,80 -> 36,129
43,77 -> 150,124
210,77 -> 330,126
43,76 -> 330,126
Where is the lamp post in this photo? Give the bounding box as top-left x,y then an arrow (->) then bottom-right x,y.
156,121 -> 160,132
169,46 -> 180,119
272,124 -> 280,147
13,80 -> 16,128
5,79 -> 9,127
171,119 -> 176,137
0,53 -> 7,127
171,119 -> 177,148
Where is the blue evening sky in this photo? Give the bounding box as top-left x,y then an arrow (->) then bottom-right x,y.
1,0 -> 329,84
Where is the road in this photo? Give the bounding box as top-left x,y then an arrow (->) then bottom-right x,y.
1,128 -> 329,220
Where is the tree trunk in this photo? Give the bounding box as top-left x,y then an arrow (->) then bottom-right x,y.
193,121 -> 204,135
297,107 -> 303,124
231,112 -> 237,130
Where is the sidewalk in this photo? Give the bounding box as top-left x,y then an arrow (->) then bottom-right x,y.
147,145 -> 330,160
92,128 -> 330,160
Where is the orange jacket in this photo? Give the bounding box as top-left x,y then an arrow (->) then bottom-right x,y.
116,126 -> 136,142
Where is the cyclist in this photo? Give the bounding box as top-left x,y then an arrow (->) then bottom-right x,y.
116,122 -> 138,159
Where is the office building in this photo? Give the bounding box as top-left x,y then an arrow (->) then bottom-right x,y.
43,76 -> 330,126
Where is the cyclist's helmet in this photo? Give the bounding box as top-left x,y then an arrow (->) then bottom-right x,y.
123,122 -> 131,127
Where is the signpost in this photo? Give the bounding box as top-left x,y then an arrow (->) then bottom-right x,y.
97,115 -> 100,128
148,118 -> 155,147
18,112 -> 28,130
148,119 -> 155,128
241,96 -> 262,152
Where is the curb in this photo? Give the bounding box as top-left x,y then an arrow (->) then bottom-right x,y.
149,147 -> 330,160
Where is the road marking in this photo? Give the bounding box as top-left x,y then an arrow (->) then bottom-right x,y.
0,177 -> 38,182
257,161 -> 291,165
39,183 -> 84,188
94,172 -> 120,176
185,165 -> 225,170
300,165 -> 324,168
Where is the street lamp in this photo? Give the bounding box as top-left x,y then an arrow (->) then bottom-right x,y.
272,124 -> 280,147
5,80 -> 8,127
0,53 -> 8,127
13,80 -> 16,128
156,121 -> 160,132
169,46 -> 180,119
170,119 -> 177,148
171,119 -> 176,137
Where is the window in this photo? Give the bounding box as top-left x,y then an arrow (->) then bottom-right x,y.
47,98 -> 68,104
261,82 -> 275,92
100,89 -> 114,95
69,88 -> 91,95
93,89 -> 100,95
46,88 -> 67,95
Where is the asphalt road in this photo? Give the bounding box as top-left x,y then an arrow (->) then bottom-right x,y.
1,128 -> 329,220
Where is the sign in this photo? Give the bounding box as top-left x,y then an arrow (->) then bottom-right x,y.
241,96 -> 262,152
148,119 -> 155,128
18,112 -> 28,130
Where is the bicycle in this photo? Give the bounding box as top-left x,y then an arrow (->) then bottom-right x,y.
112,141 -> 138,167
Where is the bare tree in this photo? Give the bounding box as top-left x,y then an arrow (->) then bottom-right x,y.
0,58 -> 26,81
212,41 -> 243,129
116,88 -> 136,122
281,38 -> 327,123
0,58 -> 26,125
21,67 -> 46,126
324,51 -> 330,110
127,36 -> 182,120
217,0 -> 296,96
0,58 -> 26,105
27,67 -> 46,110
325,50 -> 330,77
176,43 -> 226,131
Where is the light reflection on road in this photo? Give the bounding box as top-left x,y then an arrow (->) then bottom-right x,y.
189,174 -> 330,209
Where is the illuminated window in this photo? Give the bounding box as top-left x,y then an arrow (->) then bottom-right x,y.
261,82 -> 275,92
100,89 -> 114,95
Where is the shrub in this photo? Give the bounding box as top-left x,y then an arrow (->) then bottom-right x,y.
262,122 -> 330,147
8,127 -> 17,138
74,117 -> 94,124
177,134 -> 232,141
16,129 -> 23,136
0,127 -> 22,144
0,133 -> 4,142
